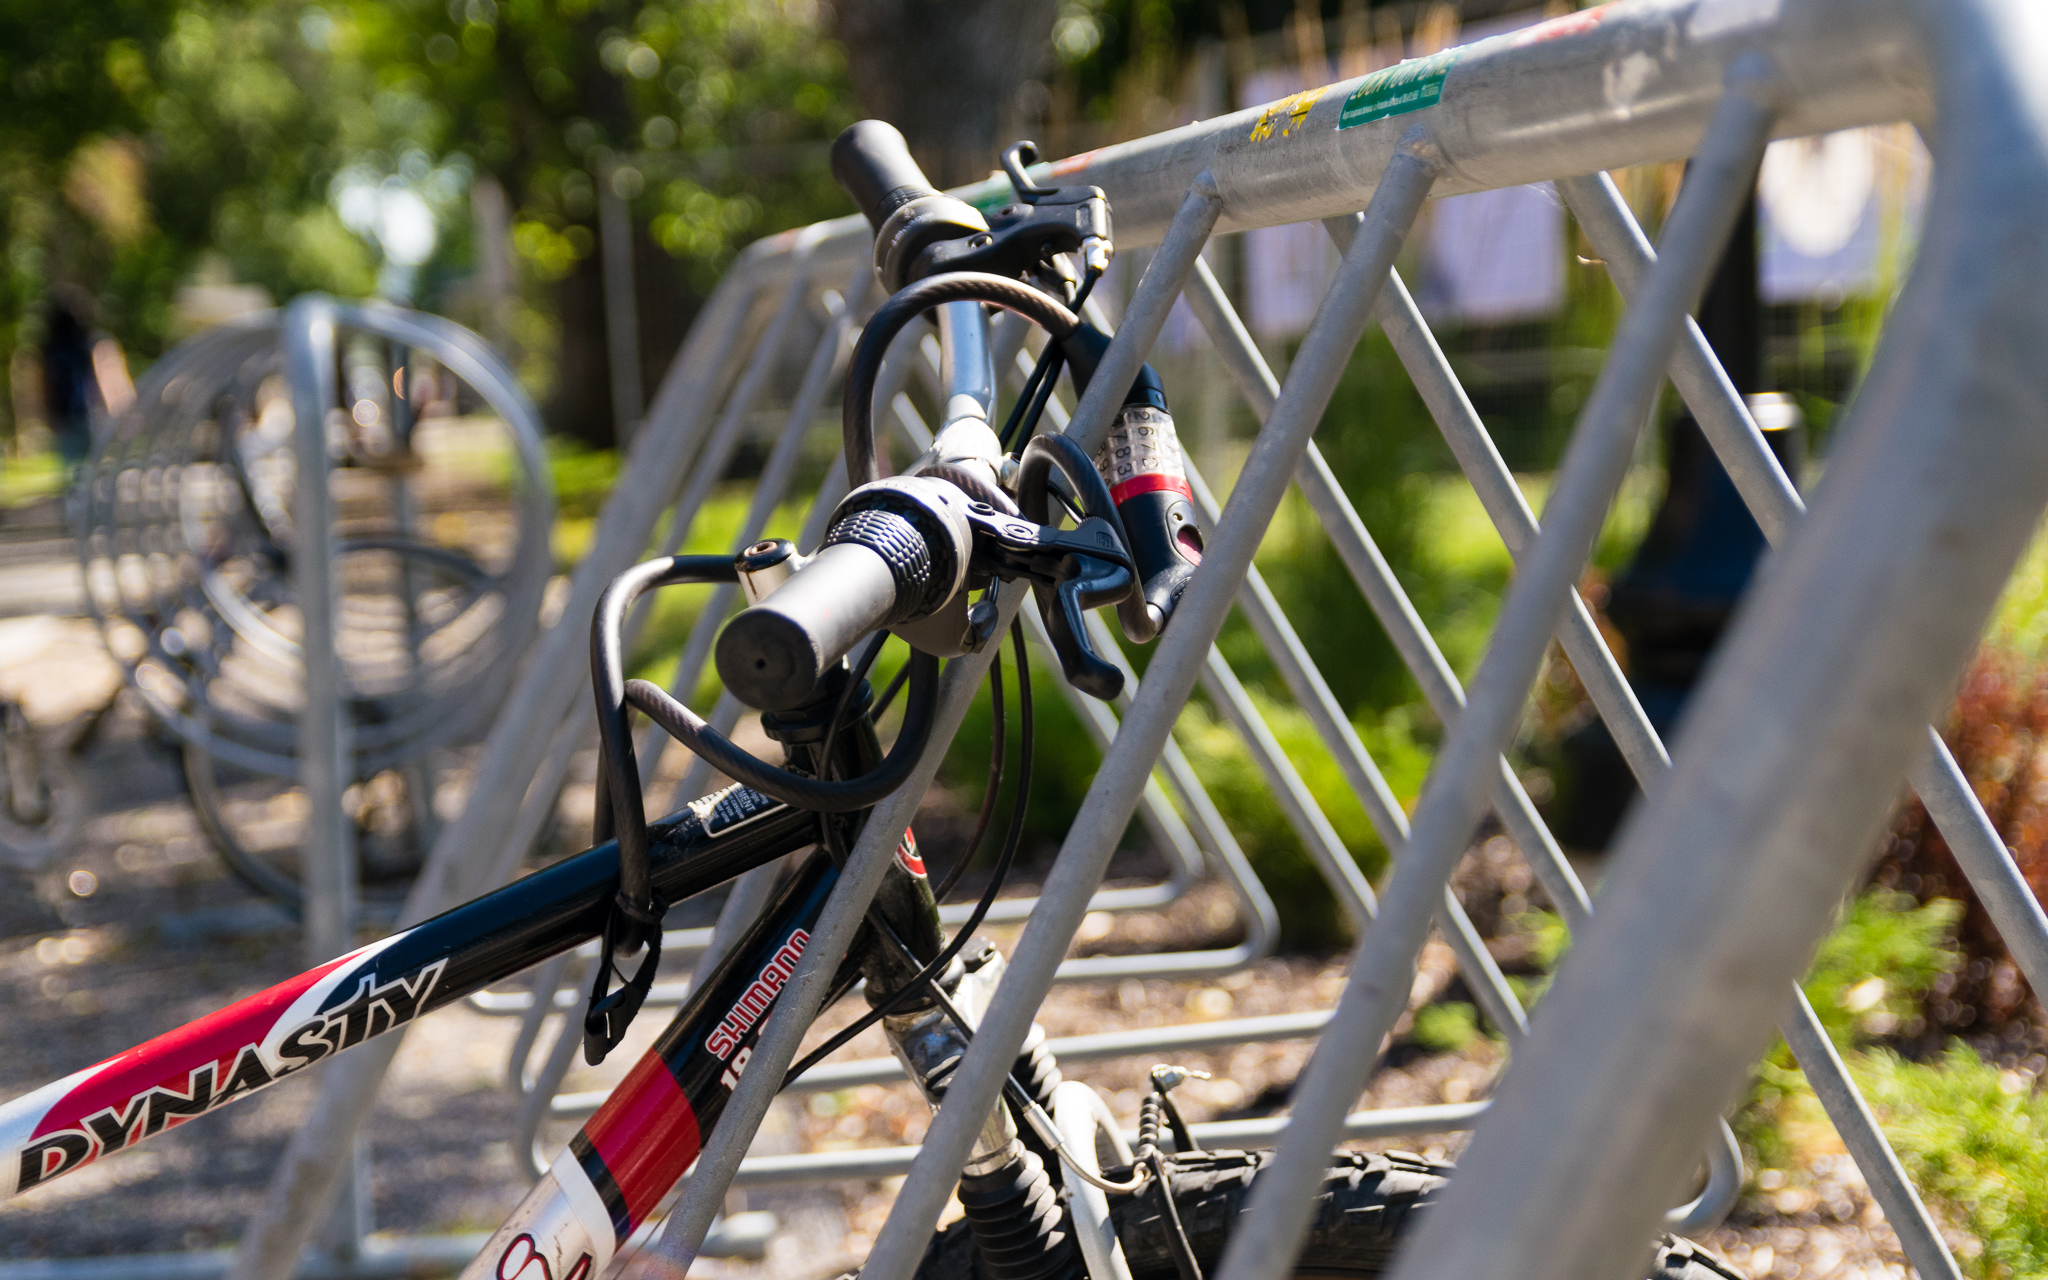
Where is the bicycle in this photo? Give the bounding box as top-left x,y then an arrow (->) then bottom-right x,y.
0,121 -> 1744,1280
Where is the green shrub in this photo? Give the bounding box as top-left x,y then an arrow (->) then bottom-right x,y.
1740,888 -> 1962,1170
1856,1045 -> 2048,1278
1167,693 -> 1408,951
1801,889 -> 1963,1046
1726,889 -> 2048,1276
1410,1001 -> 1478,1055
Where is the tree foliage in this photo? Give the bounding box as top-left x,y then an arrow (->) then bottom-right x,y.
0,0 -> 852,440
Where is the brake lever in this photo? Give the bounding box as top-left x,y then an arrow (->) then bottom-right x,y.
962,504 -> 1134,699
1035,549 -> 1133,699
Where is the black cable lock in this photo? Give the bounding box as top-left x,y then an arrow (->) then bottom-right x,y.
584,555 -> 737,1064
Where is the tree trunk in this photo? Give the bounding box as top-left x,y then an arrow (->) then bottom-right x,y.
834,0 -> 1060,186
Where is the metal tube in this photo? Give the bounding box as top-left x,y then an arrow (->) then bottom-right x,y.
1560,168 -> 2048,1009
667,0 -> 1927,282
1330,244 -> 1752,1234
1061,178 -> 1223,457
857,154 -> 1431,1280
282,296 -> 357,971
1053,1083 -> 1136,1280
1066,614 -> 1283,977
504,856 -> 789,1178
553,1008 -> 1334,1115
1179,256 -> 1596,927
1198,647 -> 1374,929
1383,5 -> 2048,1265
1182,458 -> 1530,1040
1777,988 -> 1960,1279
513,954 -> 592,1181
229,250 -> 775,1280
1209,79 -> 1777,1280
643,253 -> 815,585
935,299 -> 997,427
640,590 -> 1029,1273
598,176 -> 645,448
1453,166 -> 1973,1275
1361,258 -> 1669,784
1018,606 -> 1206,914
283,297 -> 370,1260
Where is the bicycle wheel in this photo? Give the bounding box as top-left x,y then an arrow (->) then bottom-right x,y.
183,740 -> 441,916
905,1149 -> 1747,1280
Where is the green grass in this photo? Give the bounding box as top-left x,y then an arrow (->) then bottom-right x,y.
1988,516 -> 2048,657
1855,1046 -> 2048,1277
0,450 -> 69,507
1730,890 -> 2048,1276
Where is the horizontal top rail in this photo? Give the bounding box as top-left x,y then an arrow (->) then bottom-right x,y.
736,0 -> 1927,272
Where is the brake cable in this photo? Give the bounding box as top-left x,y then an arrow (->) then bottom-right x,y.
843,272 -> 1079,490
782,617 -> 1034,1087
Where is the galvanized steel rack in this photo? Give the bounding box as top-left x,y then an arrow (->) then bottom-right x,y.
227,0 -> 2048,1275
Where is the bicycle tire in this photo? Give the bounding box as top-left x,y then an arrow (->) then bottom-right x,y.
902,1149 -> 1748,1280
182,741 -> 432,915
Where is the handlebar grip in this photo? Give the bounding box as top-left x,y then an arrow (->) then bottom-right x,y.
832,120 -> 940,235
716,542 -> 903,711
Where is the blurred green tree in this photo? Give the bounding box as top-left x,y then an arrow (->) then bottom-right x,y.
0,0 -> 853,447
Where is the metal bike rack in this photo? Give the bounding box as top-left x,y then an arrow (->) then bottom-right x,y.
55,298 -> 557,1279
80,304 -> 555,936
235,1 -> 2048,1274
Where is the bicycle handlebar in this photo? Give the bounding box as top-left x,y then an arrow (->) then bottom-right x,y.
718,478 -> 976,711
832,120 -> 991,292
715,540 -> 908,712
831,119 -> 941,235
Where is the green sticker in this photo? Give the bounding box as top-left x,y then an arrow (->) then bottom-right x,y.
1336,48 -> 1463,129
964,181 -> 1014,215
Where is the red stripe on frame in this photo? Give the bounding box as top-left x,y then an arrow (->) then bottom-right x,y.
1109,473 -> 1192,505
585,1051 -> 702,1230
33,952 -> 358,1139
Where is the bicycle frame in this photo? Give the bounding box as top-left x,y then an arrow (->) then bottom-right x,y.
475,836 -> 935,1279
0,634 -> 958,1280
0,783 -> 820,1200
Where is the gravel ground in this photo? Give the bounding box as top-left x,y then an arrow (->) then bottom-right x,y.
0,616 -> 1953,1277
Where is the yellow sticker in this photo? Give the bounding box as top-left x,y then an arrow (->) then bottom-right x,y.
1248,86 -> 1329,143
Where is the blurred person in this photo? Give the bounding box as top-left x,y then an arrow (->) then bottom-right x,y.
40,286 -> 133,469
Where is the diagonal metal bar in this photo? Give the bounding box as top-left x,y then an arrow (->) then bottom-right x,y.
1038,610 -> 1283,977
1054,254 -> 1529,1032
634,267 -> 872,779
1562,168 -> 2048,1010
1350,246 -> 1668,785
1059,178 -> 1226,456
855,152 -> 1427,1280
1367,247 -> 1940,1254
641,591 -> 1029,1274
1390,5 -> 2048,1271
1347,171 -> 1956,1274
226,243 -> 787,1280
1179,255 -> 1594,927
1208,75 -> 1779,1280
1181,459 -> 1531,1041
